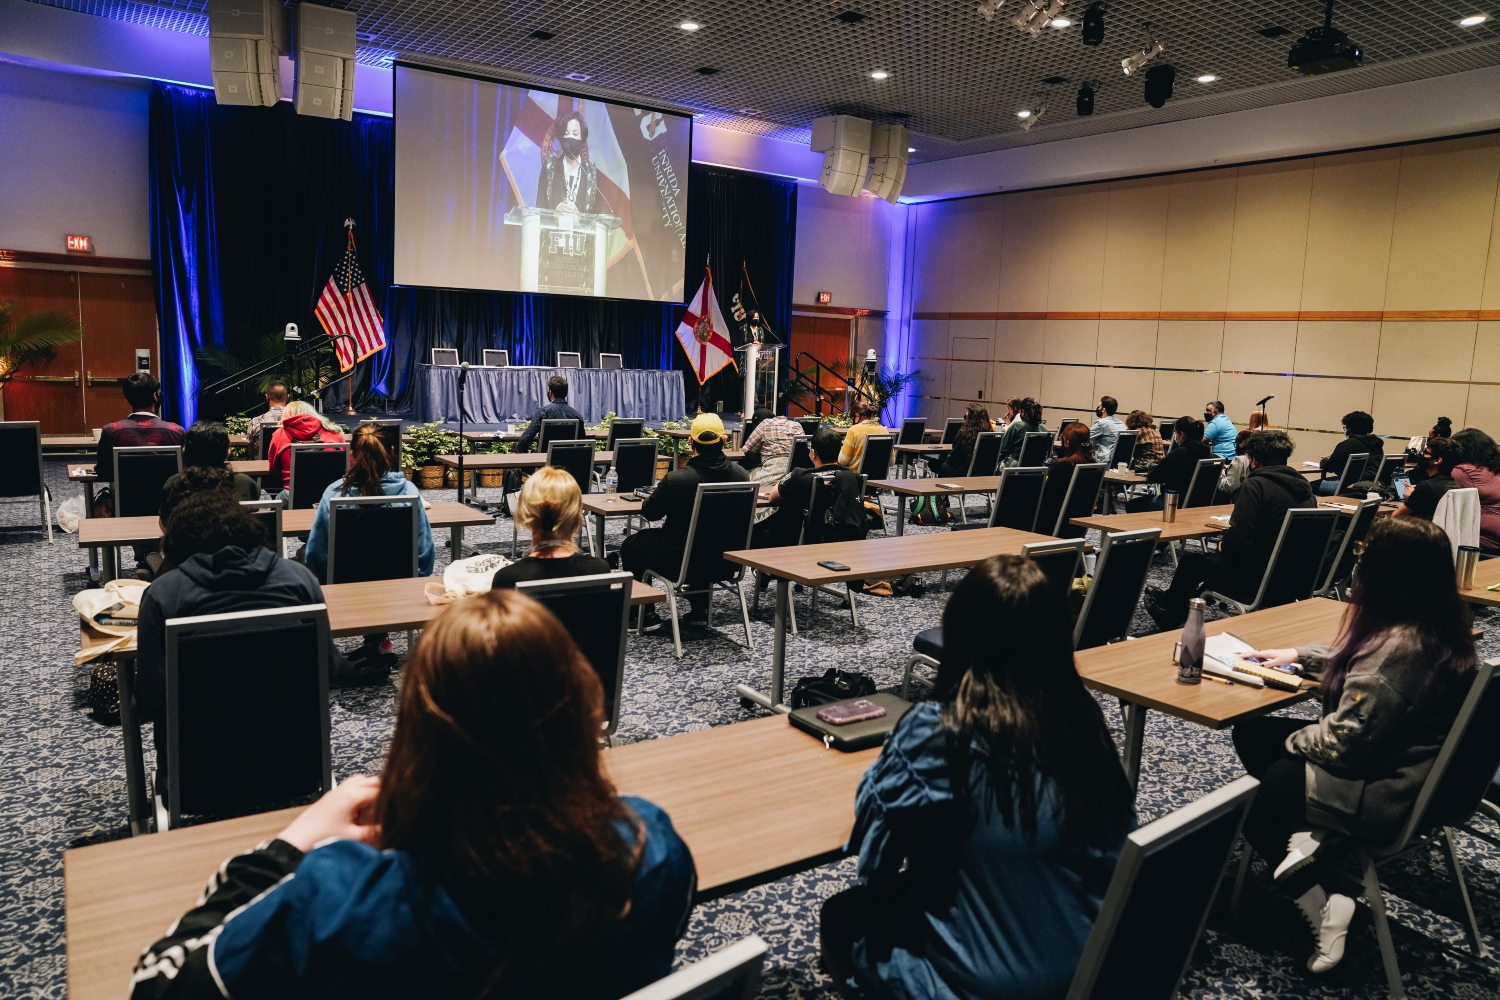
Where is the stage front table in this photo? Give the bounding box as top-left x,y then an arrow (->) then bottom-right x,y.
417,363 -> 688,425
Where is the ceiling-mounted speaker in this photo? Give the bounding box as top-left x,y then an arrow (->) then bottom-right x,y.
810,115 -> 871,197
208,0 -> 285,107
1080,2 -> 1105,44
864,123 -> 910,203
295,3 -> 356,120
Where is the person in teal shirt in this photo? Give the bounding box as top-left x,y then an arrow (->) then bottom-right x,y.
1203,401 -> 1237,461
998,396 -> 1047,467
821,554 -> 1135,1000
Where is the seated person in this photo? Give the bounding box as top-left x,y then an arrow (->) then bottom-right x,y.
1232,517 -> 1476,975
997,396 -> 1046,467
838,398 -> 890,470
1393,436 -> 1458,521
1217,429 -> 1256,499
1124,408 -> 1163,469
134,491 -> 325,772
163,421 -> 260,503
246,379 -> 289,455
1051,421 -> 1094,466
305,425 -> 434,666
620,413 -> 748,627
517,375 -> 585,453
492,466 -> 610,587
752,427 -> 846,550
1203,400 -> 1237,461
266,400 -> 346,493
821,555 -> 1135,1000
933,403 -> 991,477
1317,410 -> 1383,495
1128,415 -> 1210,512
1450,428 -> 1500,553
95,371 -> 186,487
741,407 -> 800,499
1088,394 -> 1126,461
145,465 -> 257,578
130,589 -> 696,1000
1145,429 -> 1315,627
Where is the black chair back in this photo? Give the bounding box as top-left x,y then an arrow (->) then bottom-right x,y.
801,471 -> 865,545
1251,508 -> 1340,609
1409,661 -> 1500,838
1018,431 -> 1053,467
677,483 -> 758,586
857,434 -> 896,481
1109,430 -> 1139,468
1318,496 -> 1382,595
987,466 -> 1047,530
1064,776 -> 1258,1000
1054,463 -> 1107,537
1075,528 -> 1161,650
1158,419 -> 1175,441
966,431 -> 1004,477
1376,453 -> 1404,487
114,447 -> 183,517
326,495 -> 419,584
359,419 -> 401,467
256,422 -> 279,461
606,418 -> 646,453
1020,538 -> 1084,603
516,572 -> 633,739
613,438 -> 658,494
788,435 -> 813,470
796,416 -> 822,438
1058,418 -> 1082,438
547,440 -> 597,494
539,418 -> 585,453
240,499 -> 283,553
164,605 -> 331,825
897,417 -> 927,445
1032,463 -> 1075,536
1333,451 -> 1371,493
0,421 -> 44,499
288,443 -> 349,510
1182,458 -> 1225,509
940,417 -> 964,445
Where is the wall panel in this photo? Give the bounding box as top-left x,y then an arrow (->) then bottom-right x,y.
996,190 -> 1054,312
1099,178 -> 1169,312
1226,161 -> 1313,313
1299,148 -> 1400,312
1372,380 -> 1471,439
1155,321 -> 1223,371
1158,169 -> 1236,312
1384,137 -> 1500,312
1151,370 -> 1220,421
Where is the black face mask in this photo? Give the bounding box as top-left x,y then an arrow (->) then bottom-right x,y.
560,137 -> 584,159
1203,411 -> 1213,422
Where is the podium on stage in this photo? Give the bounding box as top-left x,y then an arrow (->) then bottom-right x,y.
505,207 -> 623,296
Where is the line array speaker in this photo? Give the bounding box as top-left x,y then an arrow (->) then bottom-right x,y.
295,3 -> 356,120
208,0 -> 285,107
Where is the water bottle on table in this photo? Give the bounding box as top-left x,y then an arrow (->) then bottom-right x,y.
605,467 -> 618,494
1177,597 -> 1206,684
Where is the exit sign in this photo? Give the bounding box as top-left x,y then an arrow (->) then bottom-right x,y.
816,291 -> 832,304
66,234 -> 93,254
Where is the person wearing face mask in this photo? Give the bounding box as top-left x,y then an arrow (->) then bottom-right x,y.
536,110 -> 603,214
1203,401 -> 1237,461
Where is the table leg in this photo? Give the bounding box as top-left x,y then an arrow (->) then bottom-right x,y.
82,481 -> 100,580
451,525 -> 464,562
594,511 -> 607,558
1121,700 -> 1147,794
895,495 -> 907,536
770,577 -> 788,706
115,660 -> 152,836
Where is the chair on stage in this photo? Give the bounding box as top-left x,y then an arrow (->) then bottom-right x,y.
1073,528 -> 1161,650
643,482 -> 758,658
1018,431 -> 1053,468
556,351 -> 583,368
517,571 -> 633,744
482,348 -> 509,367
430,348 -> 459,367
288,442 -> 349,510
0,420 -> 52,542
619,937 -> 767,1000
327,495 -> 419,584
1201,507 -> 1339,616
599,353 -> 624,370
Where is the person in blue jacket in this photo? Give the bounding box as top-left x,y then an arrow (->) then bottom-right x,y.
304,423 -> 434,666
821,554 -> 1136,1000
130,587 -> 696,1000
1203,400 -> 1237,461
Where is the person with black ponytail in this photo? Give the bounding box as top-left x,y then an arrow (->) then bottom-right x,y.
821,555 -> 1135,1000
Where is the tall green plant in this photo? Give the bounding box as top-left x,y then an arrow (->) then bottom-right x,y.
0,301 -> 83,386
831,357 -> 922,423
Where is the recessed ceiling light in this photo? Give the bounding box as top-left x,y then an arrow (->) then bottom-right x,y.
869,70 -> 889,79
907,146 -> 916,152
1017,109 -> 1032,118
1458,13 -> 1490,25
1196,73 -> 1218,82
678,20 -> 700,30
564,72 -> 591,81
1050,17 -> 1072,27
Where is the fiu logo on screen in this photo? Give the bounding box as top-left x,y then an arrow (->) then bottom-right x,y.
547,231 -> 591,257
634,109 -> 667,140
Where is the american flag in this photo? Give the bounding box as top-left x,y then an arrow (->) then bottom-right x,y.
315,223 -> 386,372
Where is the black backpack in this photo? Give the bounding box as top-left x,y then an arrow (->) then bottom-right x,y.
823,469 -> 869,542
789,668 -> 878,708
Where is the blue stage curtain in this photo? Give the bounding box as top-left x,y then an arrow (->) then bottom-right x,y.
148,83 -> 797,423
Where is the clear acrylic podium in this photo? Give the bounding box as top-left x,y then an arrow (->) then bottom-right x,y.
739,343 -> 781,420
505,207 -> 623,296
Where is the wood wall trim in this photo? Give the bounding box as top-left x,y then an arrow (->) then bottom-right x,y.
0,248 -> 152,276
912,309 -> 1500,322
792,302 -> 889,318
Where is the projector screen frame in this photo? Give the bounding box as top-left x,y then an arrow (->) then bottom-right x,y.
391,61 -> 694,304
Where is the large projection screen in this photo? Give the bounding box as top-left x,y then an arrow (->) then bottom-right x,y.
394,64 -> 691,302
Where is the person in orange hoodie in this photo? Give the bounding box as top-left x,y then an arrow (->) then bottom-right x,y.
266,400 -> 346,492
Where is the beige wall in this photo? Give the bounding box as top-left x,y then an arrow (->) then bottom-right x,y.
906,132 -> 1500,464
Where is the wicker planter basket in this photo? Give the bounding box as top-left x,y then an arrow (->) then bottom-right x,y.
655,457 -> 672,480
479,468 -> 507,488
445,467 -> 472,488
416,464 -> 444,489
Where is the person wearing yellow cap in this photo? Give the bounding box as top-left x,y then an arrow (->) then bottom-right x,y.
619,413 -> 749,630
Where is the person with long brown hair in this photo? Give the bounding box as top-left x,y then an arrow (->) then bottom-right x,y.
1233,516 -> 1477,975
934,402 -> 992,476
129,589 -> 696,1000
821,555 -> 1135,1000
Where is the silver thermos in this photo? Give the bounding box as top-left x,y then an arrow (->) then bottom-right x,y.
1457,545 -> 1480,591
1163,491 -> 1179,523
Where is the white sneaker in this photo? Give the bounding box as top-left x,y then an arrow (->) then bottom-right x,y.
1275,829 -> 1339,883
1306,893 -> 1356,974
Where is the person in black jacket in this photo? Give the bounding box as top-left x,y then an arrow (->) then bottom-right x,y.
619,413 -> 748,626
1127,416 -> 1210,512
1145,430 -> 1316,627
1318,410 -> 1383,495
516,376 -> 585,453
752,427 -> 842,550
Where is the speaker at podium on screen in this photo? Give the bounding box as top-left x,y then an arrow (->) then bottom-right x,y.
430,348 -> 459,367
556,352 -> 583,369
482,349 -> 510,368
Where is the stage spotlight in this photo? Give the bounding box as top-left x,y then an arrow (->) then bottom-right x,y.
977,0 -> 1005,20
1076,83 -> 1095,115
1081,2 -> 1104,44
1013,0 -> 1065,37
1143,63 -> 1175,107
1121,25 -> 1164,75
1018,104 -> 1045,130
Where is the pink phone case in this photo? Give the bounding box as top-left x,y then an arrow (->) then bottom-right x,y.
816,699 -> 888,725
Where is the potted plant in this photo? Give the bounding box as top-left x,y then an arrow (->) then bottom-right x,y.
646,419 -> 688,476
223,415 -> 251,460
475,438 -> 513,487
403,422 -> 462,489
0,301 -> 84,421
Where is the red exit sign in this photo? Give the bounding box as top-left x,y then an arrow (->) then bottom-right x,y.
816,291 -> 832,304
66,234 -> 92,254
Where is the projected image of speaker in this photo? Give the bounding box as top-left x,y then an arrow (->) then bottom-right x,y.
810,115 -> 871,197
295,3 -> 355,120
864,123 -> 909,204
208,0 -> 285,107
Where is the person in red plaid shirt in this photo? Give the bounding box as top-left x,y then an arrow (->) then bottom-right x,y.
741,407 -> 801,515
95,372 -> 185,484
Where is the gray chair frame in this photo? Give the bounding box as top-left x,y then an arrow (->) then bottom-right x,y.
599,352 -> 624,370
255,421 -> 280,461
1108,429 -> 1139,469
556,351 -> 583,368
1040,462 -> 1107,537
326,494 -> 419,584
606,418 -> 647,453
288,441 -> 349,510
984,465 -> 1048,531
113,445 -> 183,517
482,348 -> 510,367
516,571 -> 633,743
240,498 -> 284,555
538,417 -> 586,454
1073,528 -> 1162,650
1375,453 -> 1404,487
858,434 -> 897,533
643,481 -> 759,657
1328,450 -> 1371,494
939,416 -> 965,445
0,420 -> 51,542
1315,495 -> 1382,599
770,472 -> 864,635
1201,507 -> 1340,615
619,936 -> 767,1000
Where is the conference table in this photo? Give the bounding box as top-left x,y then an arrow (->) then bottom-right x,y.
415,363 -> 688,424
725,526 -> 1054,709
1070,495 -> 1399,541
869,476 -> 1003,535
439,450 -> 746,502
63,713 -> 876,1000
1458,556 -> 1500,607
892,442 -> 949,478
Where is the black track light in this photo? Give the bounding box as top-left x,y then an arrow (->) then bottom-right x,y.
1081,3 -> 1105,45
1076,83 -> 1095,115
1144,63 -> 1175,107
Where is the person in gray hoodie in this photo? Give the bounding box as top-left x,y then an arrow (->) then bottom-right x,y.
1145,429 -> 1316,627
1233,516 -> 1476,975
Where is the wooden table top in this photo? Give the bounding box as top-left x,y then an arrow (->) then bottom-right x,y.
726,525 -> 1054,587
1069,505 -> 1235,540
1104,469 -> 1147,484
1074,598 -> 1343,728
68,461 -> 269,481
461,429 -> 609,442
869,476 -> 999,496
63,714 -> 875,1000
1460,555 -> 1500,607
77,502 -> 490,546
42,434 -> 99,449
439,450 -> 744,470
894,443 -> 951,454
581,490 -> 771,516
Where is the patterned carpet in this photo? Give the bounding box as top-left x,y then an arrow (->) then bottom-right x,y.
2,459 -> 1497,998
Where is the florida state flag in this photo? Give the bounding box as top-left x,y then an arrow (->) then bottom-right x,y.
674,265 -> 737,384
